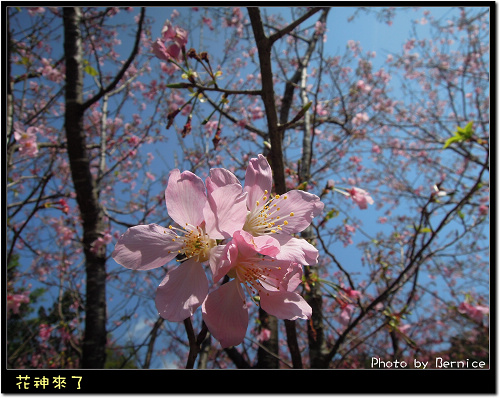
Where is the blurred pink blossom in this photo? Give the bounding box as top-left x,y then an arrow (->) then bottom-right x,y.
13,122 -> 39,157
7,293 -> 30,316
152,20 -> 188,62
347,187 -> 374,210
39,323 -> 53,343
339,304 -> 355,325
257,328 -> 271,342
458,302 -> 489,323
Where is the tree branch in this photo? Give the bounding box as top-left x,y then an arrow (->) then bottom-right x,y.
82,7 -> 145,111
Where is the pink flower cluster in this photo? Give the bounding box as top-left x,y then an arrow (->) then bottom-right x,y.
458,301 -> 489,323
13,122 -> 39,157
337,287 -> 362,326
152,20 -> 188,62
39,323 -> 53,344
91,233 -> 113,254
7,293 -> 30,317
113,154 -> 324,347
38,58 -> 64,83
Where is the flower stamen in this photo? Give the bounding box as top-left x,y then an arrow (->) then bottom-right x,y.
168,223 -> 215,262
243,191 -> 294,236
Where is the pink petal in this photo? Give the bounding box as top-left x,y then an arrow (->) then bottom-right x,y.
205,184 -> 248,239
349,187 -> 374,210
280,263 -> 303,292
272,234 -> 319,266
161,20 -> 176,40
202,201 -> 219,239
165,169 -> 207,227
151,39 -> 170,61
260,290 -> 312,320
155,258 -> 208,322
271,190 -> 324,234
244,154 -> 273,211
209,244 -> 227,279
112,224 -> 179,270
258,261 -> 303,292
165,42 -> 182,60
205,168 -> 240,194
212,241 -> 238,283
233,229 -> 280,258
476,305 -> 489,315
202,279 -> 248,348
174,27 -> 188,47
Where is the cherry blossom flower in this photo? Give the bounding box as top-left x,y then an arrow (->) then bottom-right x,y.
343,286 -> 362,299
339,303 -> 355,325
161,20 -> 188,47
113,155 -> 322,336
13,122 -> 39,157
112,168 -> 246,322
479,204 -> 488,216
51,218 -> 73,246
347,187 -> 374,210
152,39 -> 182,62
217,154 -> 324,265
39,324 -> 53,344
38,58 -> 64,83
27,6 -> 45,16
7,293 -> 30,316
458,301 -> 489,323
352,112 -> 369,126
356,80 -> 372,93
202,17 -> 214,31
152,20 -> 188,62
202,230 -> 311,348
372,144 -> 381,154
90,233 -> 113,254
57,198 -> 70,214
257,328 -> 271,342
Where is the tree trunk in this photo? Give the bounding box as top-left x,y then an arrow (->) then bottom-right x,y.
248,7 -> 282,368
63,7 -> 107,368
298,66 -> 329,368
276,11 -> 330,367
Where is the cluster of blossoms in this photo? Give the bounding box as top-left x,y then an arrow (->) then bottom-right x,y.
7,293 -> 30,318
458,301 -> 489,324
151,20 -> 188,62
13,122 -> 39,157
112,154 -> 324,347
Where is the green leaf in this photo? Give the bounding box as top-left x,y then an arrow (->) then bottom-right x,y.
324,209 -> 339,220
443,121 -> 474,149
456,121 -> 474,139
84,65 -> 98,77
20,56 -> 31,66
296,181 -> 308,191
443,135 -> 462,149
